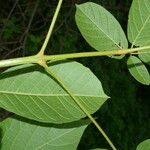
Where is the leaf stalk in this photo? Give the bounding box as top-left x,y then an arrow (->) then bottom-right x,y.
38,0 -> 63,55
41,63 -> 117,150
0,46 -> 150,68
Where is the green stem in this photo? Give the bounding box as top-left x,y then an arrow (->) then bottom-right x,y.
0,55 -> 39,68
0,46 -> 150,68
41,63 -> 117,150
39,0 -> 63,55
44,46 -> 150,60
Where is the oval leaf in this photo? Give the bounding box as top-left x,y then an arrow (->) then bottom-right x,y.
75,2 -> 128,51
136,139 -> 150,150
139,51 -> 150,65
127,56 -> 150,85
0,116 -> 88,150
128,0 -> 150,47
0,61 -> 108,123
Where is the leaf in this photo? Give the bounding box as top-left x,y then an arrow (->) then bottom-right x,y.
139,51 -> 150,65
128,0 -> 150,47
127,56 -> 150,85
0,61 -> 108,124
75,2 -> 128,51
0,116 -> 88,150
136,139 -> 150,150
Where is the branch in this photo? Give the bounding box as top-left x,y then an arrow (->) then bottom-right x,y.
38,0 -> 63,55
44,46 -> 150,61
0,46 -> 150,68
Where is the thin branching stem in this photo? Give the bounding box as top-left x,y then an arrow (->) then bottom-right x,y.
38,0 -> 63,55
0,1 -> 150,149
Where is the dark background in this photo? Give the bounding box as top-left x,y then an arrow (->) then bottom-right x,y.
0,0 -> 150,149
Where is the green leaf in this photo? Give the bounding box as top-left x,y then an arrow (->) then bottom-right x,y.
128,0 -> 150,47
136,139 -> 150,150
0,61 -> 108,124
139,51 -> 150,65
127,56 -> 150,85
0,116 -> 88,150
75,2 -> 128,51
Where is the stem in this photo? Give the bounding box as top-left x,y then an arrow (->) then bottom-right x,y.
39,0 -> 63,55
0,55 -> 39,68
44,46 -> 150,60
41,62 -> 117,150
0,46 -> 150,68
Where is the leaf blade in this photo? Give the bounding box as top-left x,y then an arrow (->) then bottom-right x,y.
0,116 -> 88,150
128,0 -> 150,47
75,2 -> 128,51
0,61 -> 108,123
136,139 -> 150,150
127,56 -> 150,85
139,51 -> 150,65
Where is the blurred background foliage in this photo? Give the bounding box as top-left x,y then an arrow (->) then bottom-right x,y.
0,0 -> 150,150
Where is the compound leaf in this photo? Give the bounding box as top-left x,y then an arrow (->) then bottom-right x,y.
0,61 -> 108,123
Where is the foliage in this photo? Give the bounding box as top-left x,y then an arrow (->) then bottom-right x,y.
0,62 -> 108,123
75,2 -> 128,51
0,116 -> 88,150
0,0 -> 150,150
75,2 -> 150,85
136,139 -> 150,150
127,56 -> 150,85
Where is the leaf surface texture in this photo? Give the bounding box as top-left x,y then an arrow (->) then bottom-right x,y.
0,116 -> 88,150
0,61 -> 108,123
136,139 -> 150,150
128,0 -> 150,47
75,2 -> 128,51
127,56 -> 150,85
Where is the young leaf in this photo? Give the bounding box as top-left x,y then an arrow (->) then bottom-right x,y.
127,56 -> 150,85
75,2 -> 128,51
139,51 -> 150,65
0,116 -> 88,150
128,0 -> 150,47
136,139 -> 150,150
0,61 -> 108,124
